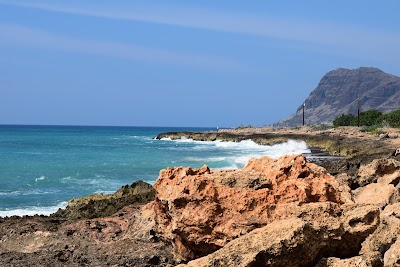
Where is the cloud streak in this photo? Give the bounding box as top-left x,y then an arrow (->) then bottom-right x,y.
0,0 -> 399,66
0,23 -> 244,71
1,0 -> 400,60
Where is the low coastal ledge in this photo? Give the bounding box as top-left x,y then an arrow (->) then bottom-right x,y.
155,126 -> 400,176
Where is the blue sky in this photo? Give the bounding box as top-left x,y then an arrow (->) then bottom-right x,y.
0,1 -> 399,127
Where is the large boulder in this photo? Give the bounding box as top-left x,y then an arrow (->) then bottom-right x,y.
361,203 -> 400,265
145,155 -> 351,260
315,252 -> 383,267
353,159 -> 400,209
0,183 -> 175,267
53,180 -> 156,220
177,204 -> 379,267
353,183 -> 400,209
384,238 -> 400,267
357,158 -> 400,186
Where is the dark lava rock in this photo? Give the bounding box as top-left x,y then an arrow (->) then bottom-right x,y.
52,180 -> 156,220
0,181 -> 173,267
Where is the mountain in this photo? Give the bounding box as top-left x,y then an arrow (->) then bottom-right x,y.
275,67 -> 400,126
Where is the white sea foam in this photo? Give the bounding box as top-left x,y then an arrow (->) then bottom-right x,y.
60,176 -> 72,183
0,202 -> 68,217
145,179 -> 157,185
0,189 -> 60,196
0,191 -> 15,196
163,138 -> 309,155
112,135 -> 150,140
128,135 -> 151,140
160,137 -> 172,141
184,156 -> 227,162
94,190 -> 116,195
215,139 -> 261,149
35,176 -> 46,182
226,140 -> 310,168
264,140 -> 310,158
165,138 -> 310,169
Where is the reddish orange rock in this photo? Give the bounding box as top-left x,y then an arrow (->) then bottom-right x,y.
145,155 -> 347,260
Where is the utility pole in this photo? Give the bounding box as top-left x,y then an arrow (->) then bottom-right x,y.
357,94 -> 360,127
302,102 -> 305,126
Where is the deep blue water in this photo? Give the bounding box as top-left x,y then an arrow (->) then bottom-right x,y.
0,125 -> 309,216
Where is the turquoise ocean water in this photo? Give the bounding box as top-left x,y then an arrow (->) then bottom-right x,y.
0,125 -> 310,216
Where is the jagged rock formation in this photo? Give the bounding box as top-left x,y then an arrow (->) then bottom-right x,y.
177,205 -> 380,267
53,180 -> 156,220
169,155 -> 400,267
0,181 -> 174,267
276,67 -> 400,126
145,155 -> 349,261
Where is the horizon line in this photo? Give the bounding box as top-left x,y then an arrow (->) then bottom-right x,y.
0,123 -> 226,129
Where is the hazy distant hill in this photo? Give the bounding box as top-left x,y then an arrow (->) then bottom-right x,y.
275,67 -> 400,126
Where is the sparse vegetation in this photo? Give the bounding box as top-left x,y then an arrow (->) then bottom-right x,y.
236,124 -> 254,129
360,125 -> 385,135
333,109 -> 400,128
333,114 -> 357,127
383,109 -> 400,128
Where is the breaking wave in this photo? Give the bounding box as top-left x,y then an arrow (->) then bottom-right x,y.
0,202 -> 68,217
166,138 -> 310,169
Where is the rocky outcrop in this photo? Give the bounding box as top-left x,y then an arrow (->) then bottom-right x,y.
315,252 -> 383,267
149,155 -> 400,266
0,181 -> 172,267
361,203 -> 400,266
353,158 -> 400,208
276,67 -> 400,126
384,238 -> 400,267
145,155 -> 350,261
354,183 -> 400,208
53,180 -> 156,220
357,158 -> 400,186
177,204 -> 380,267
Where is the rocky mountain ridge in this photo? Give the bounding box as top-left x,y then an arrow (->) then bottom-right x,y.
276,67 -> 400,126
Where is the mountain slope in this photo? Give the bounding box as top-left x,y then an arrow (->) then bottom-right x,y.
276,67 -> 400,126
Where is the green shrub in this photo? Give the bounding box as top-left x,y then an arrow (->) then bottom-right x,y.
236,124 -> 253,129
359,110 -> 383,126
333,114 -> 357,127
360,124 -> 384,134
333,109 -> 400,128
383,110 -> 400,128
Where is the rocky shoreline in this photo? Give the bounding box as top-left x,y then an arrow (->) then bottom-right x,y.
156,126 -> 399,176
1,127 -> 400,266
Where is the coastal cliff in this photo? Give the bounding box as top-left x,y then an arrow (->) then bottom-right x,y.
1,127 -> 400,266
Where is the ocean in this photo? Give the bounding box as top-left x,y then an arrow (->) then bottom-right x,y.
0,125 -> 310,217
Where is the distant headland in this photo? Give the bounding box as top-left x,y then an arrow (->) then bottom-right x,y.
275,67 -> 400,127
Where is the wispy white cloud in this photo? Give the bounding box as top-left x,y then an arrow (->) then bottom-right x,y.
0,23 -> 244,71
1,0 -> 400,66
1,0 -> 400,59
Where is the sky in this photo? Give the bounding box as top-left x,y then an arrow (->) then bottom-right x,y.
0,1 -> 400,127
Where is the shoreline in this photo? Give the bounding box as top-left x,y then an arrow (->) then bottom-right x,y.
156,126 -> 400,176
156,126 -> 399,156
